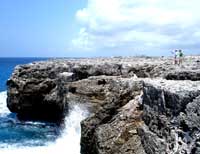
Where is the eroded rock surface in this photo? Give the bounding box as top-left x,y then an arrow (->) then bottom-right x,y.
165,70 -> 200,81
93,97 -> 145,154
79,77 -> 143,154
6,63 -> 67,122
140,79 -> 200,154
6,57 -> 169,121
6,56 -> 200,153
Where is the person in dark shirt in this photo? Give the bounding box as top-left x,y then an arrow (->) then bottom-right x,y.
178,50 -> 183,65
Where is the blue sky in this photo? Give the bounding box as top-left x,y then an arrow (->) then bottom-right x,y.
0,0 -> 200,57
0,0 -> 86,57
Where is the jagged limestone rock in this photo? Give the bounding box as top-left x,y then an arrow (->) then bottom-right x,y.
6,56 -> 200,153
140,79 -> 200,154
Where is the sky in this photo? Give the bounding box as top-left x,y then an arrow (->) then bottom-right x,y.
0,0 -> 200,57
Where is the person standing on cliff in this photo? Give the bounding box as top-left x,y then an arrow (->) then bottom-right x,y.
178,49 -> 184,65
172,49 -> 178,65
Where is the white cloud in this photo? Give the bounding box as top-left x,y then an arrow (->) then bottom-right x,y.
72,0 -> 200,55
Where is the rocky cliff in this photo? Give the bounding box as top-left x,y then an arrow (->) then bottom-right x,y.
7,56 -> 200,153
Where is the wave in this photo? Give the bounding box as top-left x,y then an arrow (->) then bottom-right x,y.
0,91 -> 9,116
0,91 -> 89,154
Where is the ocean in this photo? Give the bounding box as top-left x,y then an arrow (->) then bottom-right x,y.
0,58 -> 88,154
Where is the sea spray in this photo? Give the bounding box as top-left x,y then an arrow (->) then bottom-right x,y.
0,91 -> 89,154
0,91 -> 9,116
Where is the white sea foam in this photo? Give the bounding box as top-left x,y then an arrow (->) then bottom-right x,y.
0,91 -> 89,154
0,91 -> 9,116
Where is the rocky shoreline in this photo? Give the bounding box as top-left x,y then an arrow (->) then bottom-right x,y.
6,56 -> 200,153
